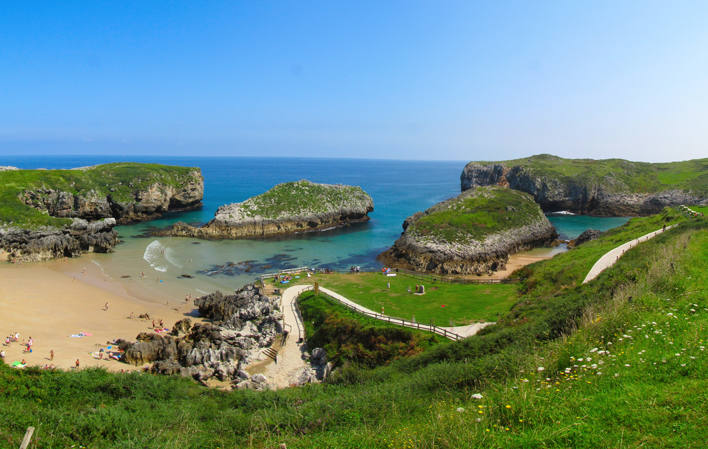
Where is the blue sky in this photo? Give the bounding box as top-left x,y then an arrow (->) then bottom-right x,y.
1,1 -> 707,161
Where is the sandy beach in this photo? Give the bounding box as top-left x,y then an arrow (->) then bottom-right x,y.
0,261 -> 198,372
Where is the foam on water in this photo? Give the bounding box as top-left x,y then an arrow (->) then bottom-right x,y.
143,240 -> 169,272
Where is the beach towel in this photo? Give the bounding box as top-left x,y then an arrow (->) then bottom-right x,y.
11,361 -> 25,368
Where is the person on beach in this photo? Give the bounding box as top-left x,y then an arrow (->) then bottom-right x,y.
4,336 -> 9,345
152,320 -> 156,328
103,301 -> 109,311
75,359 -> 80,369
50,349 -> 54,361
0,350 -> 5,359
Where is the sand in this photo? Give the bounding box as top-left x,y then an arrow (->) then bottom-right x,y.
0,261 -> 198,372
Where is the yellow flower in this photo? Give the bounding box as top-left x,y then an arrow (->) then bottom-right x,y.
505,405 -> 511,409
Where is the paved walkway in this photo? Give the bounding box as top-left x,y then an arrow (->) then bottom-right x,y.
261,284 -> 310,389
582,225 -> 674,284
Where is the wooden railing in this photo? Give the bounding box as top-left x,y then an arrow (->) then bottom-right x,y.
297,285 -> 463,341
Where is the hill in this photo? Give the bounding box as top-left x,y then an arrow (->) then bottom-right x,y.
461,154 -> 708,215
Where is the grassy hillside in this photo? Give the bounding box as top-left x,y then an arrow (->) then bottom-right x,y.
237,180 -> 372,219
299,290 -> 444,367
0,163 -> 200,228
408,185 -> 546,243
1,211 -> 705,448
471,153 -> 708,195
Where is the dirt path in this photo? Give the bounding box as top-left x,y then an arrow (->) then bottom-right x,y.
582,225 -> 674,284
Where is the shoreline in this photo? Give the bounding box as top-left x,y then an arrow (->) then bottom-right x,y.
0,261 -> 200,372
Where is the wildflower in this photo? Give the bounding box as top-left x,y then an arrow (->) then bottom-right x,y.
456,407 -> 465,413
537,367 -> 545,372
471,393 -> 483,399
505,405 -> 511,409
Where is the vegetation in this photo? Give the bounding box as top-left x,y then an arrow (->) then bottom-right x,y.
470,153 -> 708,195
298,290 -> 443,367
237,180 -> 372,219
1,210 -> 705,448
268,271 -> 518,325
0,163 -> 200,228
407,185 -> 546,243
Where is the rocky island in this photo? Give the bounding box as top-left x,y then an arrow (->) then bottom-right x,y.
379,185 -> 557,275
461,154 -> 708,216
0,163 -> 203,262
157,179 -> 374,239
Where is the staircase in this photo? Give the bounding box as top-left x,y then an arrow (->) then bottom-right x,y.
263,347 -> 278,362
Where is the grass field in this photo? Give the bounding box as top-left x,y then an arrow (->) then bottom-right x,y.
268,272 -> 519,325
0,216 -> 705,448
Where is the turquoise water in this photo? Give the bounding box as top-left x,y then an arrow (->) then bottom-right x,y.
4,156 -> 629,295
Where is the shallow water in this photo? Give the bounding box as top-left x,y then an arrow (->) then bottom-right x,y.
4,156 -> 630,300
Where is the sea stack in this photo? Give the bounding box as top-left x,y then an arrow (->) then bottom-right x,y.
379,186 -> 556,275
159,180 -> 374,239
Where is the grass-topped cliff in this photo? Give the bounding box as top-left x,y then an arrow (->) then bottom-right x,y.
0,162 -> 203,229
461,154 -> 708,215
1,210 -> 705,448
158,179 -> 374,239
379,186 -> 556,274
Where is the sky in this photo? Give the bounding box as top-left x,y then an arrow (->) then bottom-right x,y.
1,1 -> 707,162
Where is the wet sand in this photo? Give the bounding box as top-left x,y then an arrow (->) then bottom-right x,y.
0,261 -> 199,372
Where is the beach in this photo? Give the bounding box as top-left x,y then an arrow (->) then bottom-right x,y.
0,261 -> 198,372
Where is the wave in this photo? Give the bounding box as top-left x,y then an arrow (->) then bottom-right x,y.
143,240 -> 168,272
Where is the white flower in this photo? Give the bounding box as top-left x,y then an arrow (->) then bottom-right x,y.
537,367 -> 545,372
456,407 -> 465,413
471,393 -> 483,399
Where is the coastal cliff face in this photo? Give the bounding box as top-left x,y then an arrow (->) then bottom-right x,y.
0,163 -> 204,262
19,168 -> 203,223
379,186 -> 557,275
157,180 -> 374,239
460,155 -> 708,216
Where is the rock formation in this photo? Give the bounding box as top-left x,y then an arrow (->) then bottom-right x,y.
19,169 -> 203,224
121,284 -> 283,385
156,180 -> 374,239
460,154 -> 708,216
0,163 -> 204,262
0,218 -> 118,263
379,186 -> 557,275
569,229 -> 603,247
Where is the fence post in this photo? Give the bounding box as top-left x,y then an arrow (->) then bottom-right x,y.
20,427 -> 35,449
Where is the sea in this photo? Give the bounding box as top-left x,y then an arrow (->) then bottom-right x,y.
2,155 -> 629,301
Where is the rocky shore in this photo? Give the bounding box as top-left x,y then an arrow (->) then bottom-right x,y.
379,186 -> 557,275
156,180 -> 374,239
119,283 -> 328,389
460,155 -> 708,216
0,218 -> 118,263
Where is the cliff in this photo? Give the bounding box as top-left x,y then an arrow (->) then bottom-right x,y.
378,186 -> 557,275
460,154 -> 708,216
0,163 -> 203,262
157,179 -> 374,239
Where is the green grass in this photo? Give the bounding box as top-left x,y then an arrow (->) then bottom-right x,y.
470,154 -> 708,195
269,271 -> 519,325
298,290 -> 444,367
0,213 -> 705,448
237,180 -> 371,219
0,163 -> 200,228
408,185 -> 545,243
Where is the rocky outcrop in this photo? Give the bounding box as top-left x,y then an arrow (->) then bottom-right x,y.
0,218 -> 118,262
19,169 -> 203,224
121,284 -> 283,385
155,180 -> 373,239
0,163 -> 203,262
460,156 -> 708,216
569,229 -> 603,247
379,187 -> 557,275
